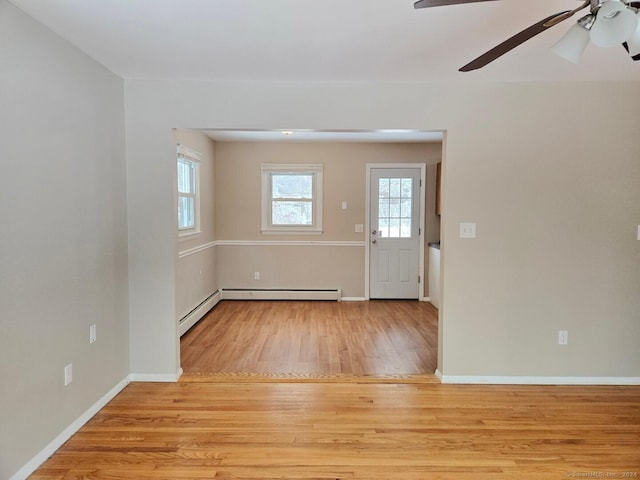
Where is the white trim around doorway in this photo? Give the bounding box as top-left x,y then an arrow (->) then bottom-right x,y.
365,163 -> 426,301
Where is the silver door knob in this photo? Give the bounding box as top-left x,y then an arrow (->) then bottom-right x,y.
372,239 -> 377,244
372,230 -> 377,235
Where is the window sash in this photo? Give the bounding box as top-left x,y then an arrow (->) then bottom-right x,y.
178,195 -> 196,230
271,199 -> 314,226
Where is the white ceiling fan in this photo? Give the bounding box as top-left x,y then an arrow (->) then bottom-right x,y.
414,0 -> 640,70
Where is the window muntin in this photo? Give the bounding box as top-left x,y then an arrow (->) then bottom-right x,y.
378,177 -> 413,238
261,164 -> 323,233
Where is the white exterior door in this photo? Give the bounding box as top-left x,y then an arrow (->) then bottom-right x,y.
369,167 -> 421,299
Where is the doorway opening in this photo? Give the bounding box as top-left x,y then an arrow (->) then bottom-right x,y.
175,129 -> 444,380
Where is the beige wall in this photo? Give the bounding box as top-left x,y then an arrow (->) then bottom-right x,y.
124,79 -> 640,382
217,244 -> 365,296
215,142 -> 441,240
214,141 -> 441,298
174,129 -> 218,320
0,2 -> 128,478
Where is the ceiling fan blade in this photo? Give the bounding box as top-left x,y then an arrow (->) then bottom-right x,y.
459,11 -> 571,72
623,1 -> 640,60
622,42 -> 640,61
414,0 -> 497,9
543,0 -> 590,28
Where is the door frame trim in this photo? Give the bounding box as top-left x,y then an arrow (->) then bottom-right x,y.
365,163 -> 426,301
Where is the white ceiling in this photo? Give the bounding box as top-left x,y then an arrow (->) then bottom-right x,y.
9,0 -> 640,83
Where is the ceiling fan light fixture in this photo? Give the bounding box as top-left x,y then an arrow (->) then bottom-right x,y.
590,0 -> 639,47
551,16 -> 594,64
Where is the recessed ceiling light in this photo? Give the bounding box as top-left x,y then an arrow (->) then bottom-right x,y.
281,131 -> 293,136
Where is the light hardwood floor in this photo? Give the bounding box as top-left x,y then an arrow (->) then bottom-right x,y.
32,381 -> 640,479
180,300 -> 439,376
29,302 -> 640,478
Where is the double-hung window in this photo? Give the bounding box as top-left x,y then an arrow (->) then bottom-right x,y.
261,164 -> 323,234
177,145 -> 201,236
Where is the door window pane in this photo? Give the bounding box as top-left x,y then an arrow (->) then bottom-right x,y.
379,178 -> 390,197
401,199 -> 412,217
401,178 -> 412,197
378,199 -> 389,218
390,178 -> 401,198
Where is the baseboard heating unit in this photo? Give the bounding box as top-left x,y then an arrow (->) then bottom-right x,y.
179,290 -> 222,336
220,288 -> 342,301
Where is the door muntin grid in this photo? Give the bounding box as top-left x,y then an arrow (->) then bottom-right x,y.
378,177 -> 413,238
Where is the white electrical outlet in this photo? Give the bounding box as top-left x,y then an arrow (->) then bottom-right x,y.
89,324 -> 96,344
64,364 -> 73,386
558,330 -> 569,346
254,272 -> 260,280
355,224 -> 363,233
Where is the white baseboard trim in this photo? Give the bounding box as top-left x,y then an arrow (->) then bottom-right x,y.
435,369 -> 443,381
10,375 -> 130,480
437,374 -> 640,385
12,368 -> 186,479
129,369 -> 183,383
179,290 -> 222,337
340,297 -> 366,302
221,288 -> 341,301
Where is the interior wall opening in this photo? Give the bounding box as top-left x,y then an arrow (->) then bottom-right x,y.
173,128 -> 444,379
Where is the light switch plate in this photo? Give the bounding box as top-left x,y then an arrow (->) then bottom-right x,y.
460,222 -> 477,239
558,330 -> 569,346
342,201 -> 347,210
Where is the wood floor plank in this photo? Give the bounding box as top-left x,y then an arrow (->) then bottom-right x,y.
180,300 -> 439,376
31,382 -> 640,479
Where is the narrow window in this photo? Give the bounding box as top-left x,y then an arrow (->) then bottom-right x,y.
177,145 -> 201,236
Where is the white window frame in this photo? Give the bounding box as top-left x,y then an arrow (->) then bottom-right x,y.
177,144 -> 201,238
261,163 -> 323,234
